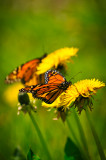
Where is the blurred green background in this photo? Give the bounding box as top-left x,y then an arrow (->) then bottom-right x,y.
0,0 -> 106,159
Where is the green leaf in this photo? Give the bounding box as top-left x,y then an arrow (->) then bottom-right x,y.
27,148 -> 40,160
64,137 -> 83,160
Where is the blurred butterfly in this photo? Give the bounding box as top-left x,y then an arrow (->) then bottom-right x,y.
19,70 -> 71,104
5,54 -> 46,86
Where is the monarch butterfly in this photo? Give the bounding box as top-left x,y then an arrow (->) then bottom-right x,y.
19,70 -> 71,104
5,54 -> 46,86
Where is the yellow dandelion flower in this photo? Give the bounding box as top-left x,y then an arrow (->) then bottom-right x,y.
59,79 -> 105,114
74,79 -> 105,97
36,47 -> 78,75
42,79 -> 105,114
60,85 -> 79,107
62,79 -> 105,108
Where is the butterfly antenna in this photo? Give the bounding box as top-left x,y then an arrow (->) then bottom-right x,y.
69,71 -> 82,81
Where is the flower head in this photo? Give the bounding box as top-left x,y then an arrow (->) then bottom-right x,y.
4,83 -> 37,114
36,47 -> 78,75
42,79 -> 105,114
18,92 -> 37,115
61,79 -> 105,113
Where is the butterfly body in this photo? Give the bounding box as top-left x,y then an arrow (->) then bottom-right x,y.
58,80 -> 70,90
19,70 -> 71,104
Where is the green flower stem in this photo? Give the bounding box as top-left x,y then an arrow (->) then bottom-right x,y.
85,110 -> 106,160
66,118 -> 88,160
72,109 -> 90,160
28,110 -> 52,160
66,118 -> 81,145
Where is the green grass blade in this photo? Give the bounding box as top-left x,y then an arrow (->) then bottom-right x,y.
66,118 -> 80,145
28,111 -> 52,160
72,109 -> 90,160
85,110 -> 106,160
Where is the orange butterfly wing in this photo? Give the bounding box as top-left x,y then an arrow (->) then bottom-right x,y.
19,83 -> 64,104
19,70 -> 70,104
5,55 -> 46,85
45,70 -> 66,84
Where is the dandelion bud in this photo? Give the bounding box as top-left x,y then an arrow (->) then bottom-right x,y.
18,92 -> 30,105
